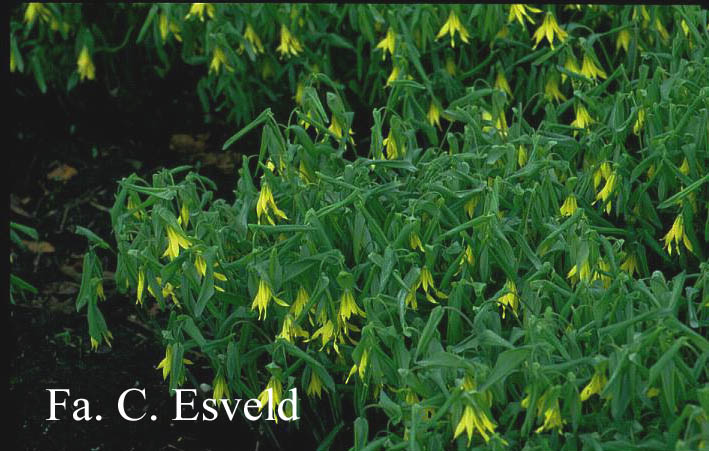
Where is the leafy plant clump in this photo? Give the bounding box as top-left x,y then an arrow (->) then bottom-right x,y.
54,4 -> 709,450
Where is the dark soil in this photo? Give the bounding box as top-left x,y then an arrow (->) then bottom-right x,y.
8,62 -> 321,451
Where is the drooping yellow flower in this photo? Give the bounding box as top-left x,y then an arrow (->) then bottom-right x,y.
382,132 -> 404,159
209,47 -> 233,74
309,318 -> 338,351
580,54 -> 607,81
482,110 -> 508,136
162,225 -> 191,260
517,145 -> 528,167
256,182 -> 288,225
620,254 -> 639,277
338,289 -> 366,323
136,269 -> 145,305
495,71 -> 513,97
277,314 -> 309,342
436,11 -> 470,48
594,171 -> 617,214
662,214 -> 693,255
252,279 -> 286,320
679,158 -> 690,176
498,280 -> 519,319
616,29 -> 631,54
427,101 -> 442,130
156,344 -> 192,380
178,203 -> 190,228
276,25 -> 303,58
560,194 -> 578,217
346,348 -> 369,383
212,373 -> 230,401
294,81 -> 305,105
386,65 -> 400,87
653,18 -> 670,43
290,286 -> 309,317
633,108 -> 645,135
244,23 -> 264,54
257,377 -> 283,421
570,104 -> 593,131
376,28 -> 396,60
410,231 -> 424,252
592,259 -> 611,288
328,114 -> 354,144
24,3 -> 52,25
159,14 -> 182,42
77,46 -> 96,81
307,371 -> 323,398
535,398 -> 565,433
508,4 -> 542,28
567,260 -> 592,285
544,74 -> 567,102
185,3 -> 215,21
465,197 -> 478,218
445,56 -> 456,76
532,13 -> 568,50
647,387 -> 660,398
562,54 -> 580,84
453,404 -> 498,444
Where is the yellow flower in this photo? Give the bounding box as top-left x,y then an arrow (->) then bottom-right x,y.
307,371 -> 323,398
382,132 -> 404,159
376,28 -> 396,60
256,182 -> 288,225
178,203 -> 190,228
517,145 -> 528,167
328,114 -> 354,144
620,254 -> 639,278
290,286 -> 309,317
276,25 -> 304,58
633,108 -> 645,135
162,225 -> 191,260
209,47 -> 233,74
570,104 -> 593,131
616,29 -> 631,54
257,377 -> 283,421
156,344 -> 192,380
346,348 -> 369,383
294,81 -> 305,105
560,194 -> 578,217
136,269 -> 145,305
185,3 -> 215,21
277,315 -> 309,342
465,197 -> 478,218
482,110 -> 508,136
580,54 -> 607,81
453,404 -> 498,444
309,319 -> 338,351
647,387 -> 660,398
212,373 -> 230,401
662,214 -> 693,256
24,3 -> 52,25
386,65 -> 400,87
410,231 -> 424,252
567,260 -> 592,285
508,4 -> 542,28
498,280 -> 519,319
544,74 -> 567,102
252,279 -> 285,320
244,23 -> 264,54
679,158 -> 690,176
436,11 -> 470,48
532,13 -> 568,50
495,71 -> 513,97
427,101 -> 442,130
158,14 -> 181,42
562,54 -> 580,84
445,56 -> 456,76
338,289 -> 365,323
654,18 -> 670,43
580,367 -> 608,401
535,398 -> 565,433
77,46 -> 96,82
594,171 -> 617,214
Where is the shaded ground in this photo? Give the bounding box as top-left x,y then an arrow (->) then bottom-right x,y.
8,63 -> 324,451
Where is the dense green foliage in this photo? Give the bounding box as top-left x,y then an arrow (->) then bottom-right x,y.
14,3 -> 709,450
